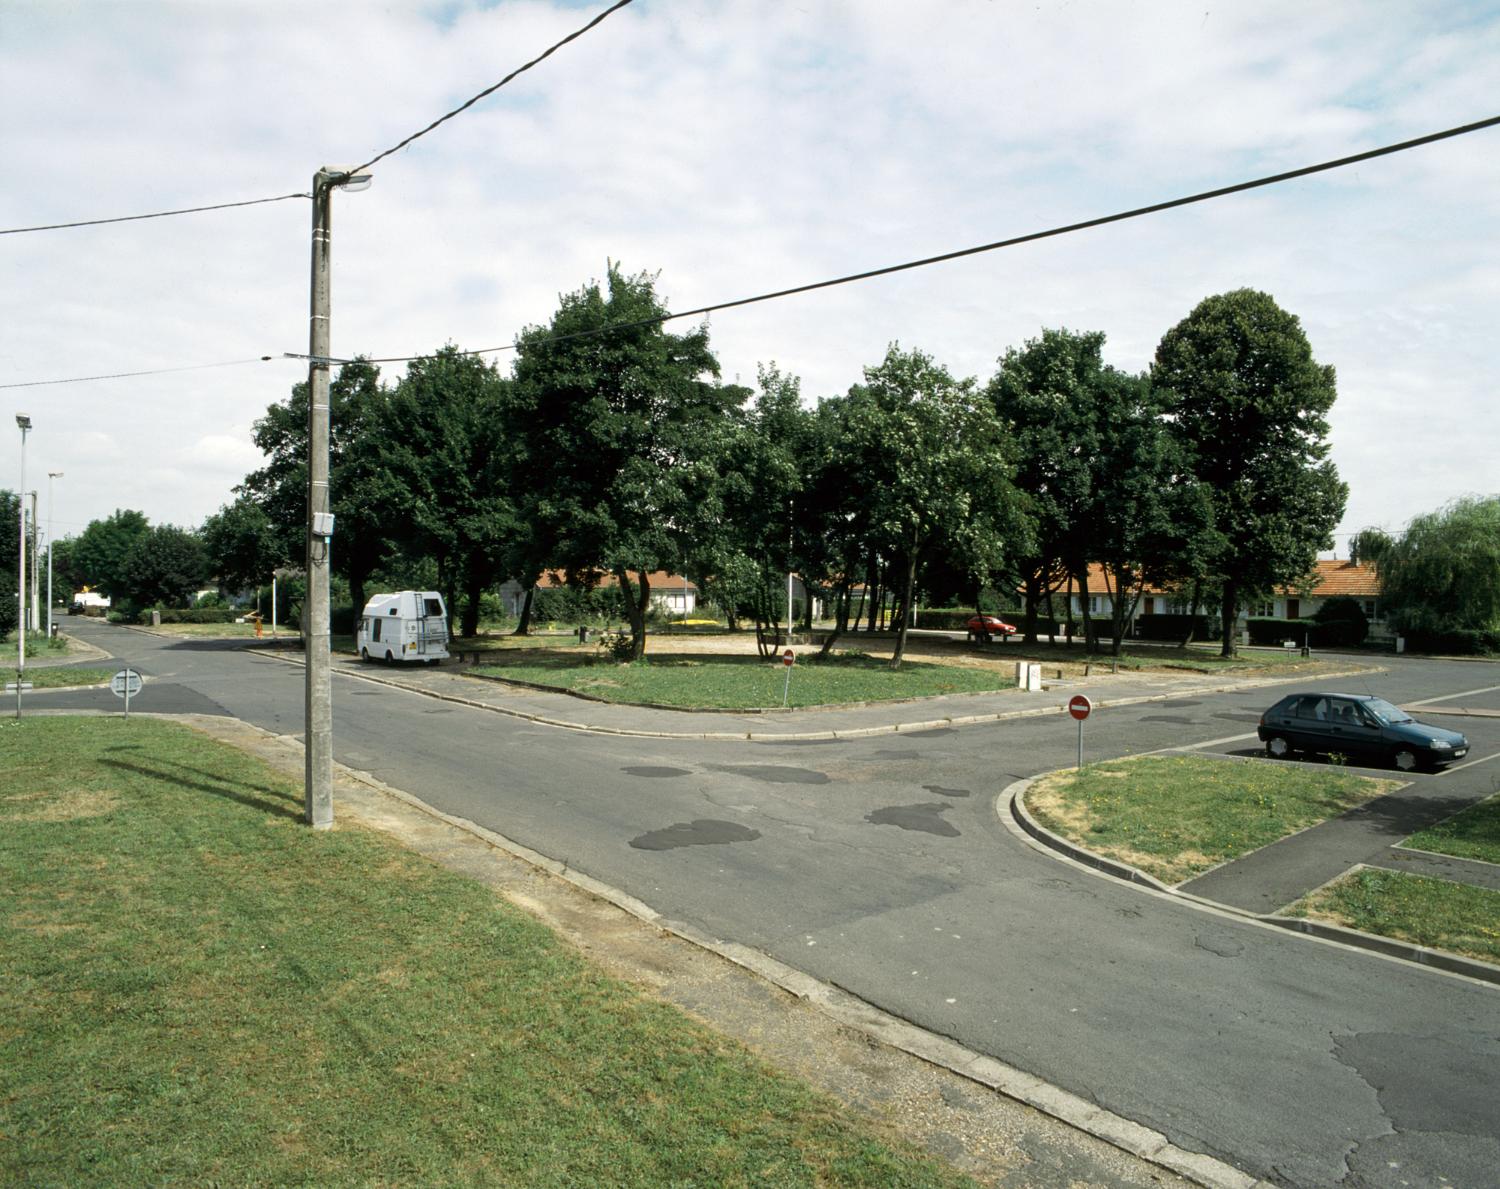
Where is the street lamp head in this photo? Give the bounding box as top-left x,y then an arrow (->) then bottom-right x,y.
320,165 -> 373,193
15,413 -> 31,430
48,471 -> 63,479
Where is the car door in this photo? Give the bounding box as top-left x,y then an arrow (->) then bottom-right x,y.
1326,697 -> 1383,764
1286,695 -> 1330,753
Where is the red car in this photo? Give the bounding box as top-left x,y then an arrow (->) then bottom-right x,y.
965,614 -> 1015,642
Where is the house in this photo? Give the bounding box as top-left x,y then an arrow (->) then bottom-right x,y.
1041,559 -> 1386,636
497,571 -> 700,617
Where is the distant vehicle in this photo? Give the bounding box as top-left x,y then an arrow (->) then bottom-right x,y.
69,588 -> 111,616
1257,692 -> 1469,772
357,591 -> 449,664
965,614 -> 1016,643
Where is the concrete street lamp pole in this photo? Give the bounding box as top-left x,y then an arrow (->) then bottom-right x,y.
46,472 -> 62,639
28,491 -> 38,633
303,165 -> 370,829
14,413 -> 30,719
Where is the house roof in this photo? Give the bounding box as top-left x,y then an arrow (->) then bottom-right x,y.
538,570 -> 698,593
1046,559 -> 1381,599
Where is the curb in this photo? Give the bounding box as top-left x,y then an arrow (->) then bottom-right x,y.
1006,774 -> 1500,989
295,726 -> 1265,1189
252,648 -> 1379,742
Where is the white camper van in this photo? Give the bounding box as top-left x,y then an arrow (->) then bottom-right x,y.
357,591 -> 450,664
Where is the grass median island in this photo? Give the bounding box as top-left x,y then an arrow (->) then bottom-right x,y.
1404,792 -> 1500,865
1026,755 -> 1399,885
18,665 -> 115,689
0,717 -> 969,1188
472,650 -> 1013,709
1289,868 -> 1500,964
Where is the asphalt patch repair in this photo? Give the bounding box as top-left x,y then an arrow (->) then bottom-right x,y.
170,713 -> 1194,1188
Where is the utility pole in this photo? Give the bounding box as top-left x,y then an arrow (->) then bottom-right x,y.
46,472 -> 62,639
14,413 -> 30,719
303,165 -> 371,830
29,492 -> 39,633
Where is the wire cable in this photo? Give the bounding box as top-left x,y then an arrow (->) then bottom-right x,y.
340,0 -> 636,180
325,112 -> 1500,364
0,194 -> 309,237
0,357 -> 276,390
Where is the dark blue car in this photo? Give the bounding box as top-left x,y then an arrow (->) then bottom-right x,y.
1258,692 -> 1469,772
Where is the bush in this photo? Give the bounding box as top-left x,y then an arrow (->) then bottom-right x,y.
1312,596 -> 1369,648
152,608 -> 239,624
193,591 -> 229,610
331,606 -> 357,636
0,592 -> 16,638
532,585 -> 629,624
1246,617 -> 1315,646
1400,628 -> 1500,656
1134,613 -> 1218,642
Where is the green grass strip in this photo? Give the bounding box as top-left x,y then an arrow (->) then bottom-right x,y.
0,717 -> 969,1188
15,666 -> 116,689
474,651 -> 1011,710
1027,755 -> 1397,885
1405,793 -> 1500,866
1290,867 -> 1500,964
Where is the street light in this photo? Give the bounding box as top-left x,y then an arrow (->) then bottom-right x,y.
303,165 -> 372,829
46,472 -> 62,639
14,413 -> 30,720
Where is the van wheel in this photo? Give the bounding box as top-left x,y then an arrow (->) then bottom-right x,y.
1393,748 -> 1419,772
360,647 -> 369,662
1265,734 -> 1292,759
384,650 -> 394,665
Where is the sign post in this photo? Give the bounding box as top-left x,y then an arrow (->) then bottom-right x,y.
110,668 -> 143,720
781,647 -> 795,707
1067,694 -> 1093,770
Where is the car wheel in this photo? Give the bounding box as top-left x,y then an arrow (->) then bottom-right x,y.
1393,748 -> 1419,773
1266,734 -> 1292,759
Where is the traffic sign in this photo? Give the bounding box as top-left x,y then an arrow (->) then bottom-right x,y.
782,648 -> 795,667
1067,694 -> 1092,721
5,682 -> 33,692
110,669 -> 144,697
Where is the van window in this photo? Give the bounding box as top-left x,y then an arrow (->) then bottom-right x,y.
372,618 -> 382,642
424,598 -> 443,617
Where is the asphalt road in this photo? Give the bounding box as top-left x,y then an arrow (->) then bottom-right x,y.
33,620 -> 1500,1187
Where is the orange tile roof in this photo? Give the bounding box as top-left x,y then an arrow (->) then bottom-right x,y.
538,569 -> 697,592
1037,559 -> 1381,599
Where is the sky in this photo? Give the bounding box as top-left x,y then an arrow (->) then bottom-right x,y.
3,0 -> 1498,559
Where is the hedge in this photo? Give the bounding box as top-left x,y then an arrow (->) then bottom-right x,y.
1246,617 -> 1316,646
1133,613 -> 1218,642
151,608 -> 239,624
1400,628 -> 1500,656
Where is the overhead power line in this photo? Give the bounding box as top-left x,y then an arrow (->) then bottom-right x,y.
0,194 -> 309,237
0,0 -> 634,235
342,0 -> 636,180
320,112 -> 1500,365
0,357 -> 275,390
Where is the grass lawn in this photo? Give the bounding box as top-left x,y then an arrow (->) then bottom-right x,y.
18,665 -> 115,689
1404,793 -> 1500,865
0,717 -> 969,1188
998,641 -> 1319,674
1,633 -> 71,663
1289,867 -> 1500,965
1026,755 -> 1399,885
474,650 -> 1013,709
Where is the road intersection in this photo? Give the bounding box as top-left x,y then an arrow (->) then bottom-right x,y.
32,619 -> 1500,1187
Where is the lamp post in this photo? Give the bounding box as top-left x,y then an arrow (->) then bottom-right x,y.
14,413 -> 30,719
46,472 -> 61,639
28,491 -> 38,633
303,165 -> 371,829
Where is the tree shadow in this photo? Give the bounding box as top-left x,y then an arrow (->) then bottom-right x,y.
100,757 -> 303,820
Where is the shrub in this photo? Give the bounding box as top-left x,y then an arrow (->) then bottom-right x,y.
532,585 -> 628,624
153,608 -> 239,624
1246,617 -> 1315,646
1133,613 -> 1218,642
330,605 -> 357,636
0,592 -> 16,638
1400,628 -> 1500,656
1311,596 -> 1369,647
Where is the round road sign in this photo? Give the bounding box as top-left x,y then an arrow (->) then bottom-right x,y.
110,668 -> 144,698
1067,693 -> 1092,721
782,647 -> 795,667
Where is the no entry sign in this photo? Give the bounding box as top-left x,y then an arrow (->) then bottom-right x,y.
782,648 -> 795,667
1068,694 -> 1092,721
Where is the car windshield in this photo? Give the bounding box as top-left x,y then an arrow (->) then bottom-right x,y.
1361,697 -> 1412,725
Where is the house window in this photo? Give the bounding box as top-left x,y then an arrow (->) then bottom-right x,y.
1251,600 -> 1275,617
1364,600 -> 1377,617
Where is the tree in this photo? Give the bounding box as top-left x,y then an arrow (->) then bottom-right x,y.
121,525 -> 209,610
382,347 -> 513,637
0,490 -> 17,637
201,497 -> 279,595
1368,497 -> 1500,635
844,345 -> 1022,670
70,509 -> 151,598
511,265 -> 736,660
1152,290 -> 1346,656
239,359 -> 398,617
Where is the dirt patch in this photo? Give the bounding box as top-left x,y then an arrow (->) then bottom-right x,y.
169,712 -> 1190,1188
3,788 -> 120,822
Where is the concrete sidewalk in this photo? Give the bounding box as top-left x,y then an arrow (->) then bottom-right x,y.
290,649 -> 1369,741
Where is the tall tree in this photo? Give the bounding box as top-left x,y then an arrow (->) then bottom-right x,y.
121,525 -> 209,610
511,265 -> 736,659
201,496 -> 279,595
382,346 -> 513,637
240,359 -> 398,617
1368,497 -> 1500,635
1153,289 -> 1346,656
70,509 -> 150,598
845,345 -> 1022,670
